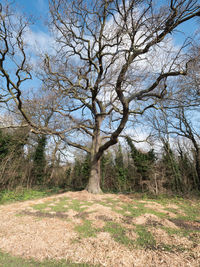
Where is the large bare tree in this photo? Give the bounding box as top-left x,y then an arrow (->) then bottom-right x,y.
1,0 -> 200,193
42,0 -> 200,193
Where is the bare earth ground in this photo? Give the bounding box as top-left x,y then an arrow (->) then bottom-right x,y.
0,191 -> 200,267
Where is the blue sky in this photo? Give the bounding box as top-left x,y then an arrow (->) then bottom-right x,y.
15,0 -> 48,16
174,17 -> 200,45
0,0 -> 199,151
15,0 -> 49,31
12,0 -> 200,47
4,0 -> 199,95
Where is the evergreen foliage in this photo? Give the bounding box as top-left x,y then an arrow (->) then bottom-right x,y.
0,130 -> 12,161
69,153 -> 91,190
0,129 -> 26,161
32,135 -> 47,185
0,128 -> 29,189
178,152 -> 198,191
0,129 -> 200,194
162,141 -> 182,192
126,136 -> 155,180
101,151 -> 117,192
115,144 -> 128,192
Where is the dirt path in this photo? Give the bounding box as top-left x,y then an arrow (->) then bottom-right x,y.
0,191 -> 200,267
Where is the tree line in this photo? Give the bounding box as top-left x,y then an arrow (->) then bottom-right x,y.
0,127 -> 199,194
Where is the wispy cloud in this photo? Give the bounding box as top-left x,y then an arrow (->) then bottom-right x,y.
24,29 -> 55,54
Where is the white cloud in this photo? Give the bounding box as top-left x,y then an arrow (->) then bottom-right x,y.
24,29 -> 55,54
119,126 -> 153,151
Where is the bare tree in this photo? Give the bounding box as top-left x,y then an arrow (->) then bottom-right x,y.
165,107 -> 200,190
0,2 -> 62,134
0,1 -> 38,131
41,0 -> 199,193
1,0 -> 200,193
147,41 -> 200,190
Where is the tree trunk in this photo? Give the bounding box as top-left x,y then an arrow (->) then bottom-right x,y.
195,150 -> 200,191
85,116 -> 103,194
86,156 -> 102,194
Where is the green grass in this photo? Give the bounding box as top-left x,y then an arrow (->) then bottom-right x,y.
50,205 -> 69,213
68,199 -> 88,212
113,202 -> 143,216
0,188 -> 62,205
32,202 -> 52,211
74,220 -> 99,238
31,197 -> 95,214
112,201 -> 167,219
164,207 -> 179,214
135,225 -> 156,249
163,226 -> 199,239
103,222 -> 134,247
140,193 -> 200,208
0,189 -> 48,205
0,250 -> 97,267
1,190 -> 200,257
176,203 -> 200,221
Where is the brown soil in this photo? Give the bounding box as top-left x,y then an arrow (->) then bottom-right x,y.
0,190 -> 199,267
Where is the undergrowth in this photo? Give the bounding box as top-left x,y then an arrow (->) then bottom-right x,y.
0,187 -> 62,205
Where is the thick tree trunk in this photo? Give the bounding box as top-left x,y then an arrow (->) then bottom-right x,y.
86,156 -> 102,194
85,115 -> 103,194
195,150 -> 200,191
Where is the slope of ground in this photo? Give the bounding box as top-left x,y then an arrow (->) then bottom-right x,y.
0,191 -> 199,267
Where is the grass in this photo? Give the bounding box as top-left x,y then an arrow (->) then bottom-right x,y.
29,193 -> 200,249
32,202 -> 52,211
176,202 -> 200,221
0,187 -> 62,205
0,250 -> 96,267
135,225 -> 156,249
103,221 -> 134,246
68,199 -> 88,212
112,201 -> 167,219
74,220 -> 99,238
157,243 -> 187,253
163,226 -> 199,240
1,190 -> 200,264
32,197 -> 93,214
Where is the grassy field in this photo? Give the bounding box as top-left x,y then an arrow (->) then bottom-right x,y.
0,189 -> 199,266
